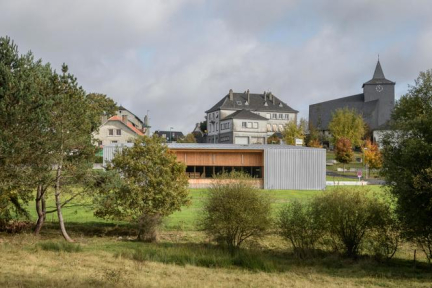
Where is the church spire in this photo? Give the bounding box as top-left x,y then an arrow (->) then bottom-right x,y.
372,60 -> 385,79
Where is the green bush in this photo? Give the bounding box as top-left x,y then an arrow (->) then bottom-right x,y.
200,176 -> 272,252
277,200 -> 324,258
38,241 -> 82,253
312,187 -> 394,258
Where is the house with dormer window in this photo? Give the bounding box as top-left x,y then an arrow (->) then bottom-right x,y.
206,90 -> 299,144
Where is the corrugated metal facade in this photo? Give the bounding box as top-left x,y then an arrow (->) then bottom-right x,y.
264,148 -> 326,190
103,143 -> 326,190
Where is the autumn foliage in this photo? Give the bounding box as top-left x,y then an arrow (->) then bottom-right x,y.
335,138 -> 353,172
363,140 -> 382,170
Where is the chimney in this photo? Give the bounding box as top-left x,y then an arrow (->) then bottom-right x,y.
122,115 -> 128,124
101,115 -> 107,125
247,89 -> 250,104
229,89 -> 233,101
269,92 -> 273,101
272,93 -> 276,105
263,91 -> 267,101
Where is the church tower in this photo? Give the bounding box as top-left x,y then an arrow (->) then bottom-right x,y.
362,60 -> 395,128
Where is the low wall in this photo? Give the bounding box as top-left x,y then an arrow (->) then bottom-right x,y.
188,178 -> 264,189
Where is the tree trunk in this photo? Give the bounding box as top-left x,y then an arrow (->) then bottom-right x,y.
35,184 -> 45,235
55,164 -> 74,242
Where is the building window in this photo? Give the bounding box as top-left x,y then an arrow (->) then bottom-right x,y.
116,129 -> 121,135
285,114 -> 289,119
108,129 -> 114,136
98,141 -> 103,146
111,140 -> 118,144
279,124 -> 284,131
253,122 -> 258,128
279,114 -> 283,119
273,124 -> 278,132
266,113 -> 271,119
267,124 -> 272,132
242,122 -> 247,128
272,113 -> 277,119
236,101 -> 242,105
247,122 -> 252,128
216,112 -> 219,118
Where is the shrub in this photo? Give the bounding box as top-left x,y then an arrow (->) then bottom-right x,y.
277,200 -> 324,258
201,176 -> 272,253
312,187 -> 392,258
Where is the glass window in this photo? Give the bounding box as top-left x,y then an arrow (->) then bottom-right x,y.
273,124 -> 278,132
242,122 -> 247,128
116,129 -> 121,135
108,129 -> 114,136
253,122 -> 258,128
247,122 -> 252,128
279,114 -> 283,119
267,124 -> 272,132
273,113 -> 277,119
111,140 -> 118,144
266,113 -> 271,119
279,124 -> 284,131
285,114 -> 289,119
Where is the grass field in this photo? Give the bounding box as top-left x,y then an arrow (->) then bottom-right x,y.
2,186 -> 432,288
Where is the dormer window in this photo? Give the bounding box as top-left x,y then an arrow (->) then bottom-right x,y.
236,101 -> 242,105
264,101 -> 268,106
279,103 -> 283,107
245,101 -> 249,105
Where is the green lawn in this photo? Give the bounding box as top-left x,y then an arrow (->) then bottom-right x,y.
27,186 -> 386,231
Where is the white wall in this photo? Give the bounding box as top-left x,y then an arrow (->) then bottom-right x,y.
93,120 -> 139,146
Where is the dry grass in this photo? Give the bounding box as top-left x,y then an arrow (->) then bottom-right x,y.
1,232 -> 432,288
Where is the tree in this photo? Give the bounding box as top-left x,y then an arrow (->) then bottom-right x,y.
94,135 -> 190,241
306,123 -> 321,147
201,173 -> 272,253
334,138 -> 353,173
0,36 -> 54,228
363,139 -> 382,178
87,93 -> 118,130
267,133 -> 281,144
328,107 -> 365,146
282,120 -> 304,145
177,133 -> 197,143
381,70 -> 432,263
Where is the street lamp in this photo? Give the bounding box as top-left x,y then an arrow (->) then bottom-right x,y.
170,127 -> 174,143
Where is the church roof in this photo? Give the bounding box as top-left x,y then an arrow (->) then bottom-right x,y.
309,93 -> 379,130
206,91 -> 298,113
362,60 -> 395,87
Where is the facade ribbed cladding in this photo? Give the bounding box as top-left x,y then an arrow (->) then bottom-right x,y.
264,148 -> 326,190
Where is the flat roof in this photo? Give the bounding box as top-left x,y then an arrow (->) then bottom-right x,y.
104,143 -> 324,151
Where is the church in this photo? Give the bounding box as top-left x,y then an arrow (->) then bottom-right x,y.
308,60 -> 395,141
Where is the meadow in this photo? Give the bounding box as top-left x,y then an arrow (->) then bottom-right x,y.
1,186 -> 432,288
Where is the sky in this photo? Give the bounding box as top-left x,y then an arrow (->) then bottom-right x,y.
1,0 -> 432,133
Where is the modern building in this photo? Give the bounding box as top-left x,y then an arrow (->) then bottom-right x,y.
309,60 -> 395,137
103,143 -> 326,190
93,106 -> 146,146
206,90 -> 299,144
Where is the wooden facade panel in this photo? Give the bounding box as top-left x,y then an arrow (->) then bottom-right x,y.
173,150 -> 263,167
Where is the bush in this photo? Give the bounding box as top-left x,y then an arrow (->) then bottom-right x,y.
312,187 -> 393,258
277,200 -> 324,258
201,176 -> 272,253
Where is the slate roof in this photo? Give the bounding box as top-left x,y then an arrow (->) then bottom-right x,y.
309,93 -> 379,130
118,105 -> 144,125
107,116 -> 144,136
222,109 -> 269,121
362,60 -> 395,87
206,92 -> 298,113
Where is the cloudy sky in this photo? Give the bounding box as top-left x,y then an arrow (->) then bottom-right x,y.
1,0 -> 432,132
